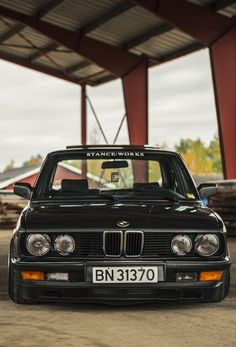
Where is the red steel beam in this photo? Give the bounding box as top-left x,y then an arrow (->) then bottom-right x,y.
0,51 -> 106,85
0,51 -> 80,84
135,0 -> 236,46
122,61 -> 148,145
210,26 -> 236,179
0,4 -> 144,77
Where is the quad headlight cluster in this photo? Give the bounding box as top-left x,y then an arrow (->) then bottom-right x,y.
26,234 -> 75,256
171,233 -> 219,257
26,232 -> 220,257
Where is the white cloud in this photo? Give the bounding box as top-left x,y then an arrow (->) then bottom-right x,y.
149,49 -> 218,147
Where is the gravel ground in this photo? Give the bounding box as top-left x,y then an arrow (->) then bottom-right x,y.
0,229 -> 236,347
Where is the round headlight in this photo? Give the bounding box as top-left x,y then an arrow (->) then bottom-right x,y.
171,235 -> 192,255
54,235 -> 75,256
26,234 -> 50,256
195,234 -> 219,256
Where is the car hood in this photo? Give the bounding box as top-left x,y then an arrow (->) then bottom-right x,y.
25,201 -> 220,230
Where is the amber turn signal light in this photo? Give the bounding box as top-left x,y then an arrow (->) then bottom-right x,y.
21,271 -> 45,281
199,271 -> 223,281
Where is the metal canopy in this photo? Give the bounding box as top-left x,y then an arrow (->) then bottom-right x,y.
0,0 -> 235,86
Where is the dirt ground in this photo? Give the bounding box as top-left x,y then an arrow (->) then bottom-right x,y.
0,229 -> 235,347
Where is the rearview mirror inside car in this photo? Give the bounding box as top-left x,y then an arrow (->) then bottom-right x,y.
102,160 -> 128,169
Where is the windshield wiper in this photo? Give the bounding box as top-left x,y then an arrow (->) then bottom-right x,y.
133,187 -> 182,202
98,192 -> 120,202
99,191 -> 179,203
152,195 -> 179,202
133,193 -> 179,202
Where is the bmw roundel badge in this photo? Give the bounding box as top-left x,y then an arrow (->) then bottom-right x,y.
117,220 -> 129,228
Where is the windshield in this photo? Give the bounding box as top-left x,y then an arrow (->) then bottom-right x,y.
34,150 -> 198,201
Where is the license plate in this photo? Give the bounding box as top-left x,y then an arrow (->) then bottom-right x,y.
92,266 -> 158,284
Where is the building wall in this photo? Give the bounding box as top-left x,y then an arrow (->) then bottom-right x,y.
4,166 -> 82,190
6,174 -> 39,190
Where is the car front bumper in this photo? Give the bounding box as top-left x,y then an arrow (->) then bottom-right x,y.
12,258 -> 231,303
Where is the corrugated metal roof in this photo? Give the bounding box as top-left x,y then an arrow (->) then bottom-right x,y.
6,27 -> 52,48
188,0 -> 215,6
0,19 -> 11,36
131,29 -> 198,60
189,0 -> 236,17
38,49 -> 82,70
0,45 -> 35,58
0,0 -> 234,86
219,4 -> 236,18
73,64 -> 103,79
88,6 -> 165,46
89,70 -> 113,83
0,0 -> 49,16
43,0 -> 125,31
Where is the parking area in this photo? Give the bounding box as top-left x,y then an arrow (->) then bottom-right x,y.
0,229 -> 236,347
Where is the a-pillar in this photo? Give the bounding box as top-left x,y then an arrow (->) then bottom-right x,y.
210,26 -> 236,179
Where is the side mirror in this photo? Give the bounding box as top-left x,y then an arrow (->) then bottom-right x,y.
198,183 -> 218,200
14,182 -> 32,200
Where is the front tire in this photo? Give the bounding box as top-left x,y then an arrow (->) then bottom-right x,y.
8,247 -> 35,304
210,269 -> 230,303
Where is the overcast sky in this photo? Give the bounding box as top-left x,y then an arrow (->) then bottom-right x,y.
0,48 -> 218,171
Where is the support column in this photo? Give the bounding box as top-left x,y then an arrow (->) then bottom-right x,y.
122,61 -> 148,182
81,85 -> 87,178
81,85 -> 87,145
122,60 -> 148,145
210,27 -> 236,179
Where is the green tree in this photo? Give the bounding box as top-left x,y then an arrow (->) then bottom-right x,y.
23,154 -> 42,167
208,135 -> 222,173
175,136 -> 222,174
3,159 -> 15,172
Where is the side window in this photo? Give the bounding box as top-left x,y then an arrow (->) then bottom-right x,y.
52,161 -> 82,190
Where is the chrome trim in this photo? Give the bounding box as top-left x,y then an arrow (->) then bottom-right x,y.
124,231 -> 144,258
103,230 -> 123,257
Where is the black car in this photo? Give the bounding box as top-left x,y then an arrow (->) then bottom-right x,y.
8,145 -> 231,304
